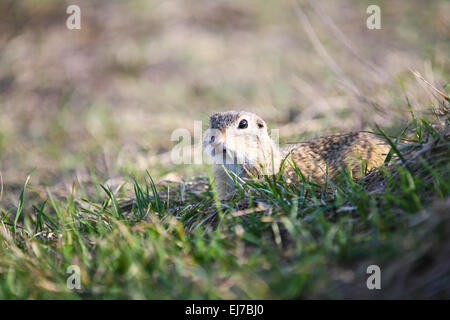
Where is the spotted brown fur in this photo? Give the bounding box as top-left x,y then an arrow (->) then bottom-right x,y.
205,111 -> 391,199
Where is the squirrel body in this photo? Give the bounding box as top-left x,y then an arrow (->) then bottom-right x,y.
203,111 -> 391,199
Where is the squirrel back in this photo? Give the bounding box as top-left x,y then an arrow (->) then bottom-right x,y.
281,132 -> 391,184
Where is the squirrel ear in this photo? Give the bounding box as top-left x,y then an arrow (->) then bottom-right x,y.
257,119 -> 265,128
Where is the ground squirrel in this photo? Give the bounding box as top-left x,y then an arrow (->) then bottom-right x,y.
203,110 -> 391,199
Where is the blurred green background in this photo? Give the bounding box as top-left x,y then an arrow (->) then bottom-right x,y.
0,0 -> 448,206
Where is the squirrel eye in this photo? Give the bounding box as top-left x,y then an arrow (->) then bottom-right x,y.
238,119 -> 248,129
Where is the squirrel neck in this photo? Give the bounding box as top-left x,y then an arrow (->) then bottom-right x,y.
252,135 -> 283,177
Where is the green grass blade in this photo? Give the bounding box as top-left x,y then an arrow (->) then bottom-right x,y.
13,169 -> 35,235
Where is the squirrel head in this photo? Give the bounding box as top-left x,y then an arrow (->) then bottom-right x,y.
203,110 -> 281,177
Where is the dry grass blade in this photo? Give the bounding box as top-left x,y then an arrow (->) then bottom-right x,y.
231,202 -> 268,217
292,0 -> 386,115
411,69 -> 450,102
307,0 -> 389,82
